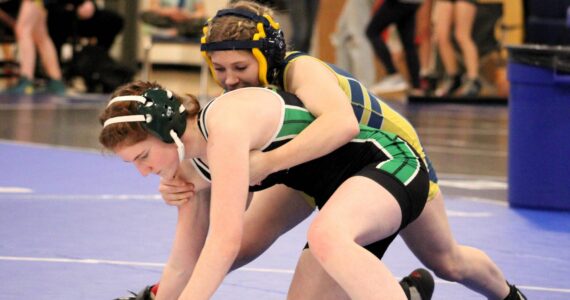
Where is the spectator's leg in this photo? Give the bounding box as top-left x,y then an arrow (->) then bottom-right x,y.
31,5 -> 61,81
433,0 -> 456,76
395,4 -> 421,88
365,0 -> 401,75
15,0 -> 40,79
433,0 -> 463,96
453,0 -> 478,80
415,0 -> 435,76
289,0 -> 319,52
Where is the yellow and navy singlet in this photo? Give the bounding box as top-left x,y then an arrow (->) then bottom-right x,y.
276,51 -> 439,200
191,88 -> 428,212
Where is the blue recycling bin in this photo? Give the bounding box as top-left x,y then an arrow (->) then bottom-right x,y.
507,44 -> 570,210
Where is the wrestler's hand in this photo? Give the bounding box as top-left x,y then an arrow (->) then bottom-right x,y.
248,150 -> 274,185
159,176 -> 195,206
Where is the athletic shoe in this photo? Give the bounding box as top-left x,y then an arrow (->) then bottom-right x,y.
434,74 -> 462,97
408,88 -> 426,97
45,79 -> 67,96
505,282 -> 528,300
3,76 -> 34,95
114,284 -> 156,300
457,78 -> 482,97
419,74 -> 439,96
400,268 -> 435,300
369,73 -> 409,94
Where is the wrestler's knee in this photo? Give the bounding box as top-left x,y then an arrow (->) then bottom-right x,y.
425,251 -> 466,282
307,220 -> 339,264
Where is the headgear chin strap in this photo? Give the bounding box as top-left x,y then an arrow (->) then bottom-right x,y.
103,88 -> 187,162
200,8 -> 286,86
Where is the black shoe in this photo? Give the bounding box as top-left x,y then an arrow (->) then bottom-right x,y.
435,74 -> 462,97
400,268 -> 435,300
504,282 -> 527,300
419,74 -> 439,96
2,76 -> 34,95
114,285 -> 156,300
458,78 -> 482,97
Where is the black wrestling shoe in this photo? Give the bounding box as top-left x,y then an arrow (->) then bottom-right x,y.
114,285 -> 156,300
400,268 -> 435,300
504,282 -> 528,300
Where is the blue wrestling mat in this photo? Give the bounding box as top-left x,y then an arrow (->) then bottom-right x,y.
1,141 -> 569,299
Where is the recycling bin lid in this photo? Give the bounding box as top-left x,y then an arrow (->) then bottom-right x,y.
507,44 -> 570,72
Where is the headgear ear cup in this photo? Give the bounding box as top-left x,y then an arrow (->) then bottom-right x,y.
103,88 -> 188,161
201,22 -> 222,87
200,9 -> 286,86
257,14 -> 286,84
139,89 -> 187,143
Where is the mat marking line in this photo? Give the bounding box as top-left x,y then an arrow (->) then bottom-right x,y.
0,256 -> 568,294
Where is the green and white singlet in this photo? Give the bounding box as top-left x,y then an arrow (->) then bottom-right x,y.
191,88 -> 429,226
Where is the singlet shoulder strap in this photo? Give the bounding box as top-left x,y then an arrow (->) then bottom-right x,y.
190,99 -> 218,182
196,98 -> 217,140
191,157 -> 211,182
276,51 -> 307,89
283,51 -> 306,62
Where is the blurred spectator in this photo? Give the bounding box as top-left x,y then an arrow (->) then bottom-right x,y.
140,0 -> 206,38
332,0 -> 376,86
0,0 -> 19,83
0,1 -> 18,37
415,0 -> 438,95
433,0 -> 481,97
4,0 -> 65,95
289,0 -> 319,52
46,0 -> 124,62
366,0 -> 423,95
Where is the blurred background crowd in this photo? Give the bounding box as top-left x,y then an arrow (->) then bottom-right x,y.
0,0 -> 566,102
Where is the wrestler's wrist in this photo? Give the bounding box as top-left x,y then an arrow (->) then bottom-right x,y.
264,150 -> 288,173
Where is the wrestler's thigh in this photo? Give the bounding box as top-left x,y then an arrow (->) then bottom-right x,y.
243,185 -> 314,248
312,176 -> 402,247
399,191 -> 456,266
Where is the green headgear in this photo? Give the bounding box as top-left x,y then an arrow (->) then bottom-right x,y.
103,88 -> 187,161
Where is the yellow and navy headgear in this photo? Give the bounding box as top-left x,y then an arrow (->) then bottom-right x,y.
200,8 -> 286,86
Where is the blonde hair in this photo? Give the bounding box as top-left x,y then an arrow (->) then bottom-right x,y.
205,0 -> 276,43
